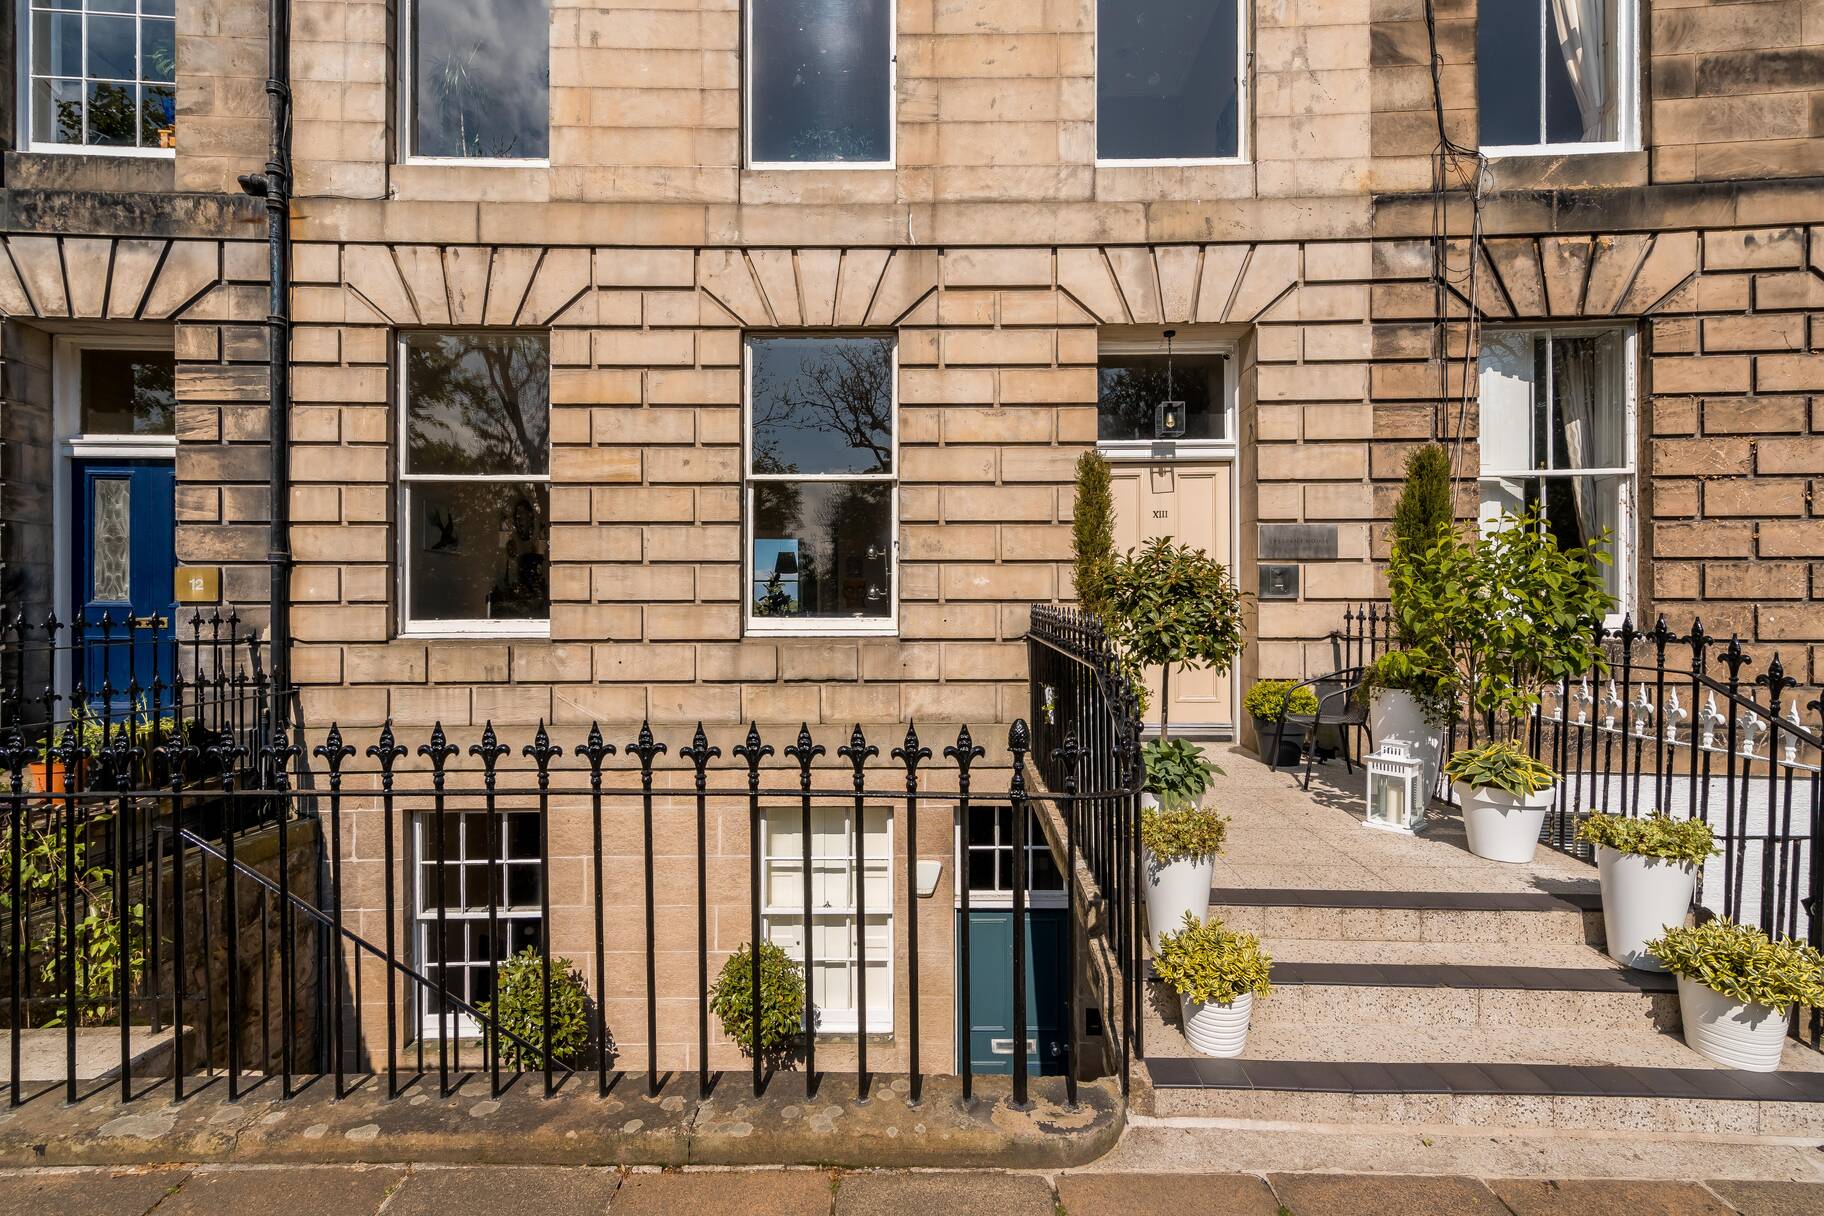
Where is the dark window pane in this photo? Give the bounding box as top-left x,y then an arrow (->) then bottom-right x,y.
750,0 -> 892,163
967,850 -> 996,891
752,482 -> 891,620
140,85 -> 175,148
1097,352 -> 1224,441
506,865 -> 539,907
86,14 -> 135,79
508,812 -> 539,859
142,19 -> 175,84
413,0 -> 550,158
1478,0 -> 1543,146
33,12 -> 83,76
34,78 -> 85,144
86,81 -> 136,145
1030,843 -> 1062,891
408,482 -> 550,622
510,919 -> 540,953
1097,0 -> 1238,160
1544,0 -> 1616,143
967,805 -> 996,846
750,336 -> 894,475
142,0 -> 175,15
81,349 -> 175,435
405,332 -> 549,476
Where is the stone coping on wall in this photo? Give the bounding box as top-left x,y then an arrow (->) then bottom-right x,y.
0,1071 -> 1122,1170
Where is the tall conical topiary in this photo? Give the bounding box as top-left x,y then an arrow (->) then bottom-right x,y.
1073,449 -> 1116,619
1391,443 -> 1454,560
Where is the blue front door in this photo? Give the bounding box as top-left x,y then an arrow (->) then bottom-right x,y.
71,459 -> 177,712
960,908 -> 1069,1076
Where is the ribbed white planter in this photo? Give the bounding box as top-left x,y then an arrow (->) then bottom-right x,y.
1142,845 -> 1217,953
1455,781 -> 1555,864
1183,993 -> 1253,1058
1369,689 -> 1443,800
1596,845 -> 1696,971
1677,978 -> 1790,1072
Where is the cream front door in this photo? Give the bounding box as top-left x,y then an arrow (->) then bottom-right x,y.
1109,461 -> 1235,736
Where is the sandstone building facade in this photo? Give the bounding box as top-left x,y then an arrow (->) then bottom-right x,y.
2,0 -> 1823,1076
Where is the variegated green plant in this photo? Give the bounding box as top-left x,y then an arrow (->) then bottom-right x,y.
1154,913 -> 1273,1007
1442,741 -> 1555,797
1142,737 -> 1221,813
1141,803 -> 1228,864
1647,919 -> 1824,1014
1577,812 -> 1716,867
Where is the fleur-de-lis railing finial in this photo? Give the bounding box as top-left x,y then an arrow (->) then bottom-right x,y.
1698,691 -> 1724,751
263,715 -> 301,793
680,722 -> 720,780
838,724 -> 878,792
892,723 -> 931,781
523,719 -> 563,788
314,723 -> 356,785
627,720 -> 666,781
786,723 -> 824,789
734,722 -> 773,789
1662,688 -> 1687,746
419,721 -> 459,786
366,719 -> 407,783
472,721 -> 511,789
579,722 -> 616,787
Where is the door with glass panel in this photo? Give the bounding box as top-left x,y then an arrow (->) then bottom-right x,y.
1098,338 -> 1237,736
957,803 -> 1068,1077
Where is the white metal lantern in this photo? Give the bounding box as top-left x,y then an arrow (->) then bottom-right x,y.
1365,738 -> 1428,835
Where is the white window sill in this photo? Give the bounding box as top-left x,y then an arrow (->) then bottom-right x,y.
745,161 -> 895,172
26,144 -> 173,159
746,620 -> 897,638
1095,156 -> 1248,168
399,156 -> 551,169
1480,142 -> 1636,159
399,623 -> 551,640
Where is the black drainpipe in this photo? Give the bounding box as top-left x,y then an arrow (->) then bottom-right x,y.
239,0 -> 293,687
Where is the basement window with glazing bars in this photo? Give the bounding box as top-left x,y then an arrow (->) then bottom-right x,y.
412,810 -> 545,1035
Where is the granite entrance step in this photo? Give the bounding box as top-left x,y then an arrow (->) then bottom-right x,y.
1206,887 -> 1606,948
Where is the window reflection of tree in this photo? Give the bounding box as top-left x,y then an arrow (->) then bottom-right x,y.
752,340 -> 893,474
406,335 -> 549,475
1097,360 -> 1216,441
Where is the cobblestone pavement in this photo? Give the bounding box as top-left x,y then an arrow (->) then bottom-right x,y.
1,1165 -> 1820,1215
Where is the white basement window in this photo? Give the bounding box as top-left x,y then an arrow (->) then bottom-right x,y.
761,804 -> 893,1036
399,331 -> 551,635
747,0 -> 894,168
404,0 -> 550,161
745,335 -> 897,635
412,810 -> 545,1035
1096,0 -> 1246,163
1477,0 -> 1639,155
1477,327 -> 1637,618
24,0 -> 176,153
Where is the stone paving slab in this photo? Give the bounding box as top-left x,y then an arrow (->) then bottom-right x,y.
0,1167 -> 190,1216
1489,1178 -> 1738,1215
383,1164 -> 623,1216
1053,1171 -> 1283,1215
833,1171 -> 1056,1216
153,1164 -> 406,1216
0,1072 -> 1119,1171
1704,1180 -> 1824,1215
1267,1172 -> 1513,1216
612,1169 -> 833,1216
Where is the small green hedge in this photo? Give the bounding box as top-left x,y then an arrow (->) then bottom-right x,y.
482,947 -> 592,1070
1154,913 -> 1273,1007
1141,804 -> 1228,864
1648,919 -> 1824,1014
709,940 -> 807,1064
1578,812 -> 1716,867
1242,679 -> 1317,721
1443,741 -> 1555,797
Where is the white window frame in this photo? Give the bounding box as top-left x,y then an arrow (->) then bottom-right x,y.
759,803 -> 895,1036
1094,335 -> 1240,463
1479,0 -> 1640,158
410,809 -> 546,1037
953,803 -> 1067,912
396,0 -> 553,168
396,330 -> 552,639
742,334 -> 899,638
17,0 -> 177,158
1476,324 -> 1638,626
1093,0 -> 1250,168
743,0 -> 897,171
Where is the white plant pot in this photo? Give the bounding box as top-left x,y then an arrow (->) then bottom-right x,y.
1595,845 -> 1696,971
1369,689 -> 1444,800
1182,992 -> 1253,1058
1676,977 -> 1790,1072
1455,781 -> 1554,864
1142,845 -> 1216,953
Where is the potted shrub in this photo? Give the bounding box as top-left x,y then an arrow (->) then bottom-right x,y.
1443,741 -> 1556,864
1100,536 -> 1245,739
1242,679 -> 1316,767
1140,776 -> 1228,952
709,940 -> 809,1068
481,946 -> 595,1069
1649,919 -> 1824,1072
1358,651 -> 1450,801
28,715 -> 101,793
1153,912 -> 1272,1058
1577,812 -> 1715,971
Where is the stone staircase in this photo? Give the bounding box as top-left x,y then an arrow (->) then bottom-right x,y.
1136,752 -> 1824,1139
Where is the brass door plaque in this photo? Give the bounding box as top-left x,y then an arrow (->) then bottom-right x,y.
174,566 -> 221,604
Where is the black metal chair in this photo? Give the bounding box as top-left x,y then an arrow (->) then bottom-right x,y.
1268,667 -> 1372,790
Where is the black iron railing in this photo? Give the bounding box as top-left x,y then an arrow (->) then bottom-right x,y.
4,698 -> 1140,1112
1329,604 -> 1823,1046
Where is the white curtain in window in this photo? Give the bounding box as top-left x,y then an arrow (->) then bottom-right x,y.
1550,0 -> 1610,141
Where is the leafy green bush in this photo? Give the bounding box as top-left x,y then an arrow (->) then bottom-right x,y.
1100,536 -> 1246,738
1072,450 -> 1116,620
709,941 -> 807,1065
1391,443 -> 1454,561
1154,913 -> 1273,1007
1142,738 -> 1220,812
1648,919 -> 1824,1014
1443,741 -> 1556,797
1578,812 -> 1716,867
1356,649 -> 1453,725
1141,804 -> 1228,864
1242,679 -> 1317,721
481,947 -> 592,1070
